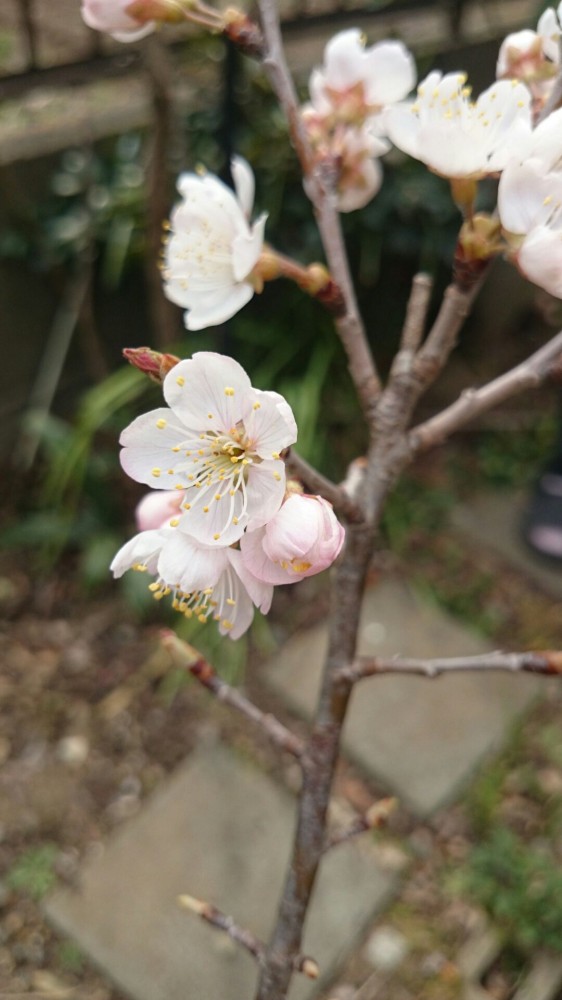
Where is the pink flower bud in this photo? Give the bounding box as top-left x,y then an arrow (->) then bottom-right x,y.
81,0 -> 156,41
123,347 -> 180,383
135,490 -> 184,531
240,494 -> 345,585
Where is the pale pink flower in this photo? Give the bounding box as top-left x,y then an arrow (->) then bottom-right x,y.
119,352 -> 297,547
386,72 -> 532,180
163,157 -> 266,331
111,527 -> 273,639
309,29 -> 416,127
302,114 -> 386,212
497,30 -> 546,80
240,494 -> 345,585
81,0 -> 155,41
498,158 -> 562,298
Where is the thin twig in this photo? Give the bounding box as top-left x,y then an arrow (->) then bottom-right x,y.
161,632 -> 306,759
339,650 -> 562,683
178,894 -> 266,963
324,797 -> 397,852
410,328 -> 562,452
399,272 -> 433,354
285,449 -> 363,523
256,0 -> 381,422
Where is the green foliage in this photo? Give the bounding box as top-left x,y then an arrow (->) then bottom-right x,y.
456,828 -> 562,954
471,415 -> 558,489
381,477 -> 454,553
7,844 -> 58,900
57,940 -> 84,973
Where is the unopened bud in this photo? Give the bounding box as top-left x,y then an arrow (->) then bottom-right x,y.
126,0 -> 186,24
178,893 -> 207,916
366,796 -> 397,828
123,347 -> 180,383
224,7 -> 264,58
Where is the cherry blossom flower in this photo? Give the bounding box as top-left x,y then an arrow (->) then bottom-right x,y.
302,113 -> 386,212
163,157 -> 266,331
308,29 -> 416,128
240,494 -> 345,585
81,0 -> 155,41
386,72 -> 532,180
498,158 -> 562,298
119,352 -> 297,547
111,527 -> 273,639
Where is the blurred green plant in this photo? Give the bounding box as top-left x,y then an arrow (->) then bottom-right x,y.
453,828 -> 562,954
7,844 -> 58,900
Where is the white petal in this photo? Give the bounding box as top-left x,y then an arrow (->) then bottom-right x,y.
177,487 -> 248,547
323,29 -> 365,90
518,227 -> 562,297
120,407 -> 190,489
163,353 -> 251,430
231,156 -> 255,218
183,283 -> 255,331
228,548 -> 274,613
158,533 -> 228,592
245,390 -> 298,458
245,461 -> 286,531
110,529 -> 166,578
364,41 -> 416,106
231,214 -> 267,282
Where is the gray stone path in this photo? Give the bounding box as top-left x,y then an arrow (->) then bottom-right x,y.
46,745 -> 396,1000
265,577 -> 538,816
453,491 -> 562,601
44,566 -> 541,1000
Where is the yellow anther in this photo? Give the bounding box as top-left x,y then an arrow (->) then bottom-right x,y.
222,620 -> 233,630
169,518 -> 179,527
176,376 -> 185,386
214,494 -> 222,501
203,506 -> 209,513
224,386 -> 235,396
271,451 -> 280,460
233,517 -> 239,525
198,449 -> 205,456
152,467 -> 161,477
207,413 -> 214,419
156,418 -> 167,429
167,469 -> 175,475
172,446 -> 181,452
175,484 -> 183,490
184,503 -> 191,510
198,614 -> 207,623
213,533 -> 220,540
274,473 -> 281,481
229,489 -> 236,496
226,598 -> 236,606
252,402 -> 261,410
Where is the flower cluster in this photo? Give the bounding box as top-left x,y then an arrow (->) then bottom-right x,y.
112,352 -> 345,638
301,29 -> 416,212
162,158 -> 267,331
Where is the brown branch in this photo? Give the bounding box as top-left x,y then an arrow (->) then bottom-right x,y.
339,650 -> 562,683
399,272 -> 433,354
256,0 -> 381,423
161,632 -> 305,759
285,449 -> 363,523
411,328 -> 562,453
324,797 -> 397,852
178,894 -> 266,962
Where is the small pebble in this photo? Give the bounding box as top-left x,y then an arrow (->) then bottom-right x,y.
364,925 -> 409,971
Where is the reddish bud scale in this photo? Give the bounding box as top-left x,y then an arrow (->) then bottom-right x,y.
123,346 -> 180,383
314,276 -> 346,316
224,10 -> 264,58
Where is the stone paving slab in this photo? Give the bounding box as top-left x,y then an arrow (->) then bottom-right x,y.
45,745 -> 396,1000
452,492 -> 562,601
265,577 -> 538,816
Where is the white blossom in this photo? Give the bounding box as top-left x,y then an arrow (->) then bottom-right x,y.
163,157 -> 266,331
119,352 -> 297,547
308,29 -> 416,127
386,72 -> 533,179
111,527 -> 272,639
498,158 -> 562,298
